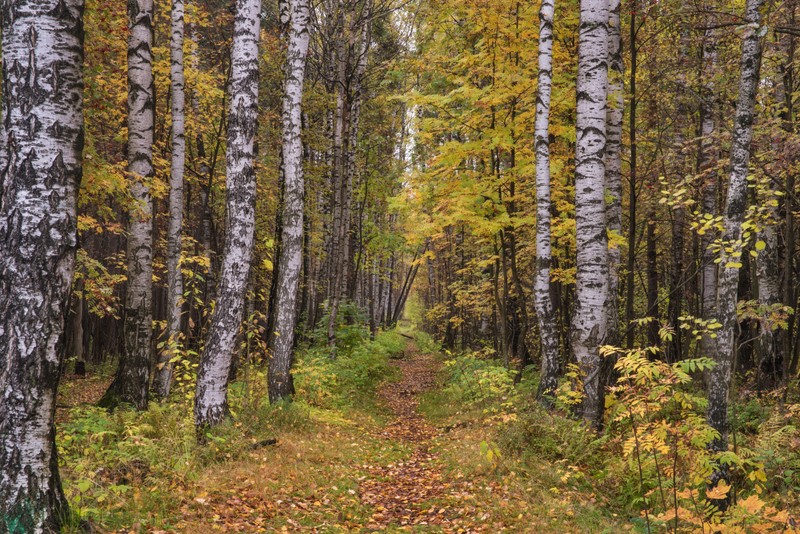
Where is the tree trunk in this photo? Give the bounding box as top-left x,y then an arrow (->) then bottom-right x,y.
625,0 -> 638,349
755,216 -> 781,388
699,24 -> 720,376
533,0 -> 560,404
706,0 -> 764,458
604,0 -> 622,348
646,208 -> 659,347
269,0 -> 311,404
572,0 -> 609,428
326,1 -> 371,348
100,0 -> 156,410
194,0 -> 261,431
0,0 -> 84,527
781,1 -> 797,380
154,0 -> 187,399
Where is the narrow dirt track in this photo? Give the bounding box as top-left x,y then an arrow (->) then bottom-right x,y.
358,350 -> 462,532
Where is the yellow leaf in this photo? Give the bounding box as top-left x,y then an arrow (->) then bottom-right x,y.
706,480 -> 731,500
738,494 -> 765,514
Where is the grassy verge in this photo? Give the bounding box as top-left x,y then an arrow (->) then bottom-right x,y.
416,351 -> 629,533
58,327 -> 405,532
418,346 -> 800,533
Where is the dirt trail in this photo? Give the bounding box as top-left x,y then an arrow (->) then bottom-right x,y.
358,350 -> 462,531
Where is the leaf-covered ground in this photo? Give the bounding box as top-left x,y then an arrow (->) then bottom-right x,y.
59,340 -> 627,533
162,348 -> 622,532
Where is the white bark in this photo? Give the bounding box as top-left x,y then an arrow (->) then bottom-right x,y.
699,25 -> 720,368
269,0 -> 311,403
0,0 -> 84,528
154,0 -> 187,399
571,0 -> 609,427
101,0 -> 155,410
534,0 -> 560,404
707,0 -> 764,452
194,0 -> 261,430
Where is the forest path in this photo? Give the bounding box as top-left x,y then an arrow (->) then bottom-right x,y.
174,345 -> 513,533
357,349 -> 457,530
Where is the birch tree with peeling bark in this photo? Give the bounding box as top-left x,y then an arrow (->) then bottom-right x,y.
534,0 -> 560,404
194,0 -> 260,431
572,0 -> 609,428
0,0 -> 84,528
707,0 -> 765,455
154,0 -> 187,399
100,0 -> 156,410
269,0 -> 311,403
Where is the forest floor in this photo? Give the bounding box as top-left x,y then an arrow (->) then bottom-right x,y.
59,338 -> 627,533
166,345 -> 623,533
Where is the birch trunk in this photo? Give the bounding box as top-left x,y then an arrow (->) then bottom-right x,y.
0,0 -> 84,528
194,0 -> 260,430
269,0 -> 311,403
154,0 -> 187,399
101,0 -> 156,410
533,0 -> 560,404
572,0 -> 609,427
755,217 -> 781,388
699,25 -> 720,369
707,0 -> 764,455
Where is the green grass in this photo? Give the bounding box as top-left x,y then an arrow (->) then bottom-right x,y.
59,326 -> 401,532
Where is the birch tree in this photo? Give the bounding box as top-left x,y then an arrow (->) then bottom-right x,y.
269,0 -> 311,403
0,0 -> 84,528
572,0 -> 609,427
195,0 -> 261,430
707,0 -> 764,455
154,0 -> 187,399
699,25 -> 720,374
534,0 -> 560,404
101,0 -> 156,410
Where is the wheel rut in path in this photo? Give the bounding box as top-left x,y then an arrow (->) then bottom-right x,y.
358,350 -> 458,531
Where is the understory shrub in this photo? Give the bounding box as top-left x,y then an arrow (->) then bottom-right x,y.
413,330 -> 441,354
292,329 -> 397,410
423,319 -> 799,532
440,349 -> 517,411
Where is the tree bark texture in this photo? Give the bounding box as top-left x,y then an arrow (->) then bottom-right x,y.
194,0 -> 260,431
101,0 -> 156,410
0,0 -> 84,528
533,0 -> 560,404
269,0 -> 311,404
571,0 -> 609,428
699,24 -> 720,374
154,0 -> 187,399
706,0 -> 764,453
